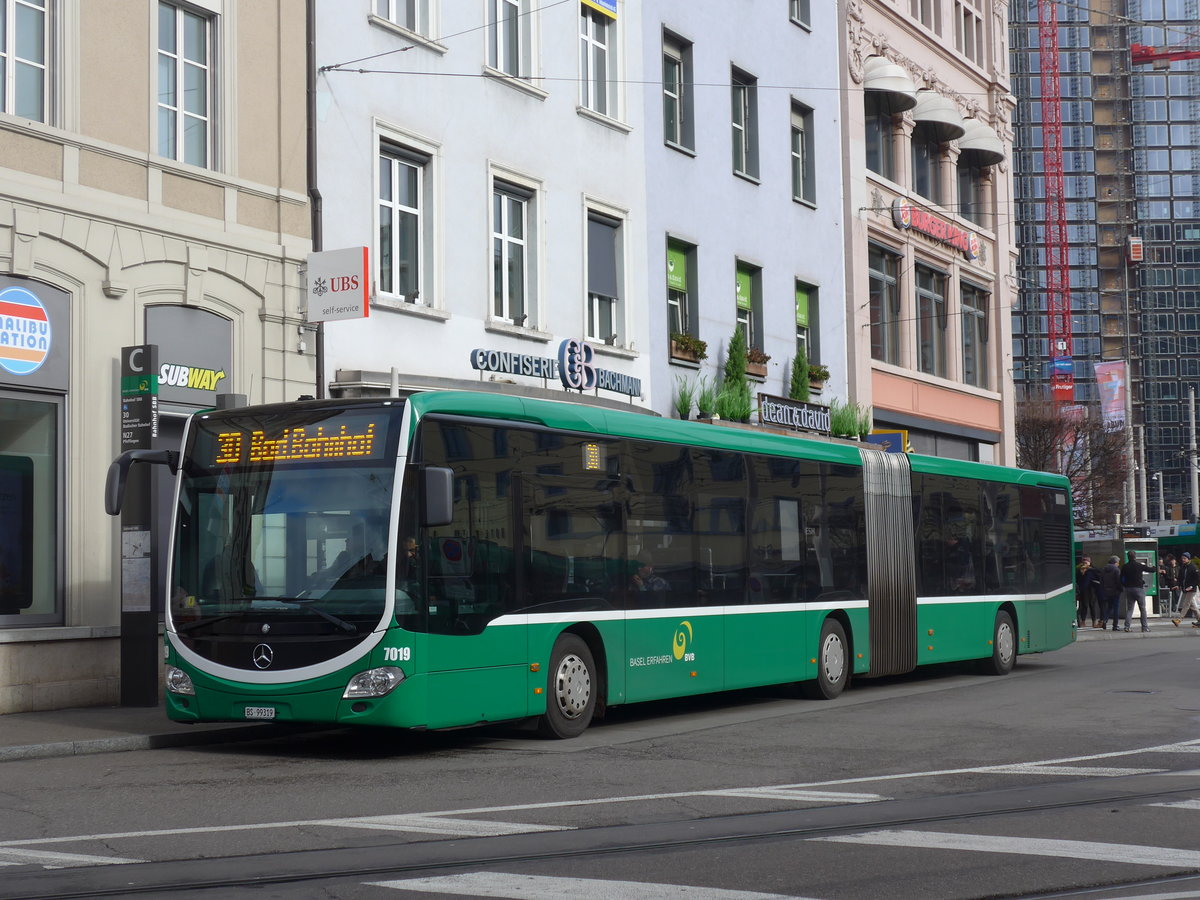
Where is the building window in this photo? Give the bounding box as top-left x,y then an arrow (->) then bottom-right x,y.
961,282 -> 989,388
869,244 -> 901,364
731,67 -> 758,179
865,93 -> 895,181
157,1 -> 212,168
376,0 -> 428,35
791,101 -> 815,204
916,264 -> 948,377
789,0 -> 811,27
493,182 -> 534,326
911,122 -> 943,204
1,0 -> 48,122
488,0 -> 529,78
587,211 -> 621,344
378,144 -> 426,303
662,31 -> 693,151
796,281 -> 818,363
735,261 -> 761,350
910,0 -> 941,34
0,393 -> 60,625
958,161 -> 985,224
579,4 -> 615,117
954,0 -> 984,65
666,239 -> 696,338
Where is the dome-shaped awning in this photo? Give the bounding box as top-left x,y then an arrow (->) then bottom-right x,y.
912,90 -> 966,142
957,118 -> 1005,166
862,56 -> 917,113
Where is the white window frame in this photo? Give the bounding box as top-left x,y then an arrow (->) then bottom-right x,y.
954,0 -> 984,66
376,0 -> 428,35
910,0 -> 941,34
731,67 -> 758,180
961,281 -> 989,388
488,0 -> 526,78
492,173 -> 540,327
916,264 -> 948,378
579,4 -> 615,118
379,141 -> 432,307
789,0 -> 811,28
662,39 -> 683,146
1,0 -> 50,122
790,101 -> 815,204
585,204 -> 624,345
156,1 -> 213,169
735,261 -> 761,351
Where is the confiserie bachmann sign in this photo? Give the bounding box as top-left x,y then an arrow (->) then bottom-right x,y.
757,393 -> 831,435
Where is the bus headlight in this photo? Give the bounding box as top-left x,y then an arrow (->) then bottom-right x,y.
343,666 -> 406,699
165,666 -> 195,696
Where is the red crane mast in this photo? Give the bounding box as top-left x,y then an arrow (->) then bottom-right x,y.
1038,0 -> 1072,402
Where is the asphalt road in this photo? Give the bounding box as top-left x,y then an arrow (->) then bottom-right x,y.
4,636 -> 1200,900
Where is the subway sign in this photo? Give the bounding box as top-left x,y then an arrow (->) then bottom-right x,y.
470,338 -> 642,398
892,200 -> 980,260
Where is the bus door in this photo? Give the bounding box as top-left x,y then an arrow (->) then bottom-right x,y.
861,450 -> 917,676
518,470 -> 626,695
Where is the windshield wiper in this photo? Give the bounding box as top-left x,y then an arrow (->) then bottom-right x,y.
177,610 -> 251,635
253,597 -> 358,634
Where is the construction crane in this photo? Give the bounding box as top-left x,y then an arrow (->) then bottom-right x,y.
1038,0 -> 1072,403
1130,43 -> 1200,66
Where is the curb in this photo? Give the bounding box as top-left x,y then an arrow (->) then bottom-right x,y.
0,723 -> 307,763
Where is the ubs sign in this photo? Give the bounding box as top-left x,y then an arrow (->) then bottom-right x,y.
470,339 -> 642,398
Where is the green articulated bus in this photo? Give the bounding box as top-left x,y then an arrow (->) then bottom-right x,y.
105,390 -> 1075,738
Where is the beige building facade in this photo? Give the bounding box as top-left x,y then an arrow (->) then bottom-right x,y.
0,0 -> 311,713
842,0 -> 1018,464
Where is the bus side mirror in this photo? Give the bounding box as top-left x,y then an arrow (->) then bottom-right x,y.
421,466 -> 454,527
105,449 -> 179,516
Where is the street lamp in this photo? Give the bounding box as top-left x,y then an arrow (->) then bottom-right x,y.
1152,472 -> 1165,524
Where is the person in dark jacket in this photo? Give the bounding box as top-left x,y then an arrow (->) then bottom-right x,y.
1098,555 -> 1124,631
1120,550 -> 1155,632
1076,557 -> 1101,628
1174,553 -> 1200,626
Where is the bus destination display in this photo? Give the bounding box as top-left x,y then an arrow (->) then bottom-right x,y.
207,417 -> 384,466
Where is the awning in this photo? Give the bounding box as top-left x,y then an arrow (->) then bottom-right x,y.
862,56 -> 917,113
957,118 -> 1005,166
911,90 -> 966,142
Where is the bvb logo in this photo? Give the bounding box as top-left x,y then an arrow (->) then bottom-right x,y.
672,621 -> 693,661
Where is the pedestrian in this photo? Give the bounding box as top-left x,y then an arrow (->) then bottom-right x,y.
1120,550 -> 1155,633
1161,553 -> 1182,616
1076,556 -> 1101,627
1098,555 -> 1124,631
1173,553 -> 1200,626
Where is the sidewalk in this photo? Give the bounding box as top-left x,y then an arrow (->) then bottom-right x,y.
0,704 -> 295,763
0,618 -> 1193,763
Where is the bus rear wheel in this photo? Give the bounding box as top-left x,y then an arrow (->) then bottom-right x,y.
801,619 -> 849,700
538,634 -> 596,739
979,610 -> 1016,676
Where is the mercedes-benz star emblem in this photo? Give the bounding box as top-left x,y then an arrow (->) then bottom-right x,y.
252,643 -> 274,669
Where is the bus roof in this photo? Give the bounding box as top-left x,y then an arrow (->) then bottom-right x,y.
406,390 -> 1071,491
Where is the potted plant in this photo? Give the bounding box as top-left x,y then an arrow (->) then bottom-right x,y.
830,397 -> 873,440
789,345 -> 810,402
718,328 -> 753,422
695,376 -> 718,420
746,346 -> 771,379
669,332 -> 708,363
673,376 -> 695,420
808,362 -> 830,392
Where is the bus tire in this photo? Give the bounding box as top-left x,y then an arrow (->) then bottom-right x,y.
801,618 -> 849,700
538,634 -> 596,739
980,610 -> 1016,676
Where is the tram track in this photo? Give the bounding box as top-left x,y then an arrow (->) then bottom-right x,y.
8,769 -> 1200,899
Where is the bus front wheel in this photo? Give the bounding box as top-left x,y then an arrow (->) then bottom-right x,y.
980,610 -> 1016,676
538,634 -> 596,739
802,619 -> 849,700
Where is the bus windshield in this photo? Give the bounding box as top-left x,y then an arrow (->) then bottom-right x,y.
169,406 -> 401,641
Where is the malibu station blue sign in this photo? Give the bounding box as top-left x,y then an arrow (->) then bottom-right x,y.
471,338 -> 642,398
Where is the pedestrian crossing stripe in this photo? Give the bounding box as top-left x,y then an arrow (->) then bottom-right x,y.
0,848 -> 143,868
813,829 -> 1200,867
320,815 -> 569,837
704,788 -> 887,803
367,872 -> 815,899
